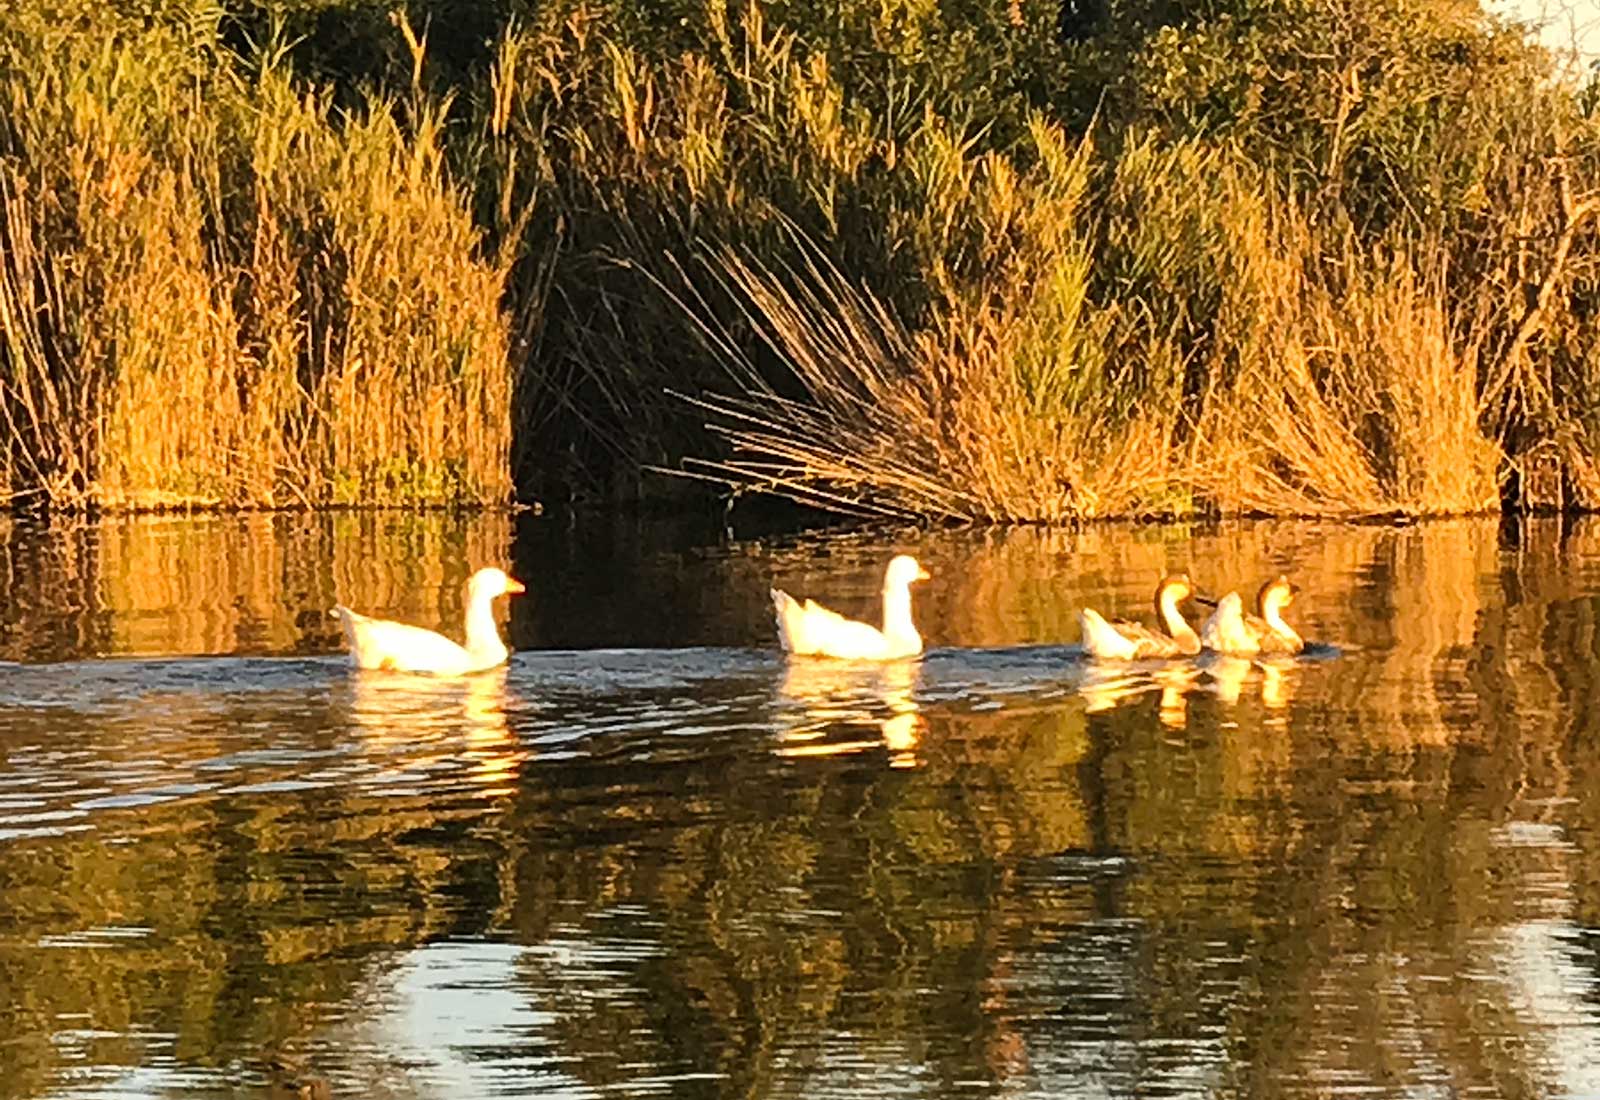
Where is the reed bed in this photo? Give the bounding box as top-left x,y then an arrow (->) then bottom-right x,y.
3,0 -> 1599,520
0,10 -> 513,510
482,0 -> 1600,520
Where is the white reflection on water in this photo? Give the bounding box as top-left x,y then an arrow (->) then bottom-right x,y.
347,941 -> 575,1098
772,657 -> 925,767
1072,653 -> 1298,731
1076,661 -> 1202,730
1489,821 -> 1600,1098
346,668 -> 527,798
42,1057 -> 217,1100
1496,917 -> 1600,1097
331,930 -> 687,1099
1196,653 -> 1296,715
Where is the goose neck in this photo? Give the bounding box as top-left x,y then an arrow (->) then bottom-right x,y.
882,582 -> 918,641
1158,586 -> 1198,646
464,588 -> 507,656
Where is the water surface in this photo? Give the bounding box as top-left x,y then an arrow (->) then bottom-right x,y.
2,512 -> 1599,1098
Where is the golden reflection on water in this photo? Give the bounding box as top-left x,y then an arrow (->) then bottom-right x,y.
6,515 -> 1600,1097
346,667 -> 524,798
1076,660 -> 1203,729
0,511 -> 513,660
1197,652 -> 1297,714
1071,651 -> 1300,733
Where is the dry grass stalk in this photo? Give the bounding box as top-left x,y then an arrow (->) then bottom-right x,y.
683,147 -> 1504,521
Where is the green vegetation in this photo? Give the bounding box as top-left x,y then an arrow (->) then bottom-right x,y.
0,0 -> 1597,517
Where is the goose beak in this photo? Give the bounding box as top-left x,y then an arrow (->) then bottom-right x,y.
1193,594 -> 1218,608
916,567 -> 932,582
506,577 -> 527,595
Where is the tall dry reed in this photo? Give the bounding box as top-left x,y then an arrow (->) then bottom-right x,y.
482,0 -> 1597,520
0,15 -> 514,510
673,134 -> 1505,521
4,0 -> 1597,520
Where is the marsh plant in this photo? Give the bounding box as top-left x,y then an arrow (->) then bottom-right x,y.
0,6 -> 512,509
1,0 -> 1597,519
486,0 -> 1600,520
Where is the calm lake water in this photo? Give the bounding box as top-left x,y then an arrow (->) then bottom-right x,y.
3,510 -> 1600,1098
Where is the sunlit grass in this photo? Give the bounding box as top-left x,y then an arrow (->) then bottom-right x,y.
0,14 -> 513,510
2,0 -> 1597,520
485,1 -> 1591,521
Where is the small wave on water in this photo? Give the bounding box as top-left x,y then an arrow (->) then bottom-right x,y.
0,645 -> 1335,849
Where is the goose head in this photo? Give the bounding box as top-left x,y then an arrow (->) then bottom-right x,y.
884,555 -> 932,588
468,567 -> 527,601
1153,573 -> 1202,616
1255,574 -> 1295,618
1157,573 -> 1195,601
1152,572 -> 1203,639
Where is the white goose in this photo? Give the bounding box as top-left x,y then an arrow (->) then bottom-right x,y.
772,555 -> 931,660
333,567 -> 525,675
1079,574 -> 1203,660
1200,574 -> 1304,656
1198,592 -> 1257,656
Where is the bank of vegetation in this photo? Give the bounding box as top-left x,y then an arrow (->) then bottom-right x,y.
0,0 -> 1596,519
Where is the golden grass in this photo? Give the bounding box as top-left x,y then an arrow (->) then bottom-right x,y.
1194,237 -> 1503,518
672,115 -> 1177,523
680,145 -> 1507,521
487,1 -> 1595,521
0,19 -> 514,510
3,0 -> 1596,520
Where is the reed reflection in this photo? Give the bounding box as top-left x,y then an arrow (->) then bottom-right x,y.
7,515 -> 1600,1100
772,657 -> 924,767
0,511 -> 513,662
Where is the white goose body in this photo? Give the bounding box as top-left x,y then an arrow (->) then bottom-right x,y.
333,567 -> 525,676
773,555 -> 931,661
1079,575 -> 1202,661
1200,592 -> 1261,656
1200,575 -> 1304,657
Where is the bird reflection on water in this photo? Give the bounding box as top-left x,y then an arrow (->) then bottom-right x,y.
768,643 -> 1313,756
1198,653 -> 1297,715
1071,651 -> 1300,730
772,657 -> 926,768
343,667 -> 526,798
1074,660 -> 1203,729
8,515 -> 1600,1100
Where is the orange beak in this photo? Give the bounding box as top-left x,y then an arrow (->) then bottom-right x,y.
916,567 -> 932,581
506,577 -> 526,594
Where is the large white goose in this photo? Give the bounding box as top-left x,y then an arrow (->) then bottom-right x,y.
772,555 -> 931,660
1079,574 -> 1203,660
333,567 -> 525,675
1200,574 -> 1304,656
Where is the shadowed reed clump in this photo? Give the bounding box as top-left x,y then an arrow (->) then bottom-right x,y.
0,8 -> 513,510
